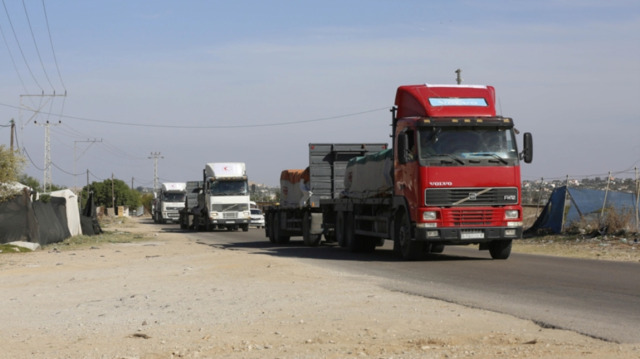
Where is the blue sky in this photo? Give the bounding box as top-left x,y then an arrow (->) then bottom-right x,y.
1,1 -> 639,188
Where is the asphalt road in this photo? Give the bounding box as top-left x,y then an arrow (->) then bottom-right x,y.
168,225 -> 640,344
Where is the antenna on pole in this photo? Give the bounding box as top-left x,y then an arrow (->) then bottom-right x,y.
148,152 -> 164,192
455,69 -> 462,85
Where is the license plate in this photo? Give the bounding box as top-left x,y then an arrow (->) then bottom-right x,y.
461,232 -> 484,239
225,221 -> 235,224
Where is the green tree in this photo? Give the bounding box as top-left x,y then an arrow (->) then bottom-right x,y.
0,145 -> 26,201
140,193 -> 154,215
18,174 -> 40,190
83,178 -> 141,210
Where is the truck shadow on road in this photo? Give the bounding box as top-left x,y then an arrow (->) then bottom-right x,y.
201,240 -> 491,263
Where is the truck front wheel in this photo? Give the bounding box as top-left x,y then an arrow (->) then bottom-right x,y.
394,212 -> 424,260
488,240 -> 512,260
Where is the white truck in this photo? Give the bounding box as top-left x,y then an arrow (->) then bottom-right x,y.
192,162 -> 251,231
153,182 -> 187,224
178,180 -> 203,230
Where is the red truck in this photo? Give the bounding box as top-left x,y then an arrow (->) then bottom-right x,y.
266,83 -> 532,260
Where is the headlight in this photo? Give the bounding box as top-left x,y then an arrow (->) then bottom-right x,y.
422,211 -> 437,221
504,210 -> 519,219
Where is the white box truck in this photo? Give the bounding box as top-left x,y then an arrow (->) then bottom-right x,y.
192,162 -> 251,231
153,182 -> 187,224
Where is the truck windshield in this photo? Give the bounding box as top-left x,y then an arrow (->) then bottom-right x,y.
209,180 -> 248,196
163,192 -> 186,202
419,127 -> 518,165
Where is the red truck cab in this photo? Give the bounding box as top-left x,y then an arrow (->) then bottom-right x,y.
393,84 -> 532,259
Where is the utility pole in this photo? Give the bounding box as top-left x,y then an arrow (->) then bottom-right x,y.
34,119 -> 61,192
19,92 -> 67,192
111,173 -> 115,215
148,152 -> 163,192
9,119 -> 15,151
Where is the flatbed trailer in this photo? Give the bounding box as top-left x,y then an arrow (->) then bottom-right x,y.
265,143 -> 388,246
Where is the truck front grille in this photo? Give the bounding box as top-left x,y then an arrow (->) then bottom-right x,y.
211,203 -> 249,212
425,187 -> 518,206
446,209 -> 498,226
223,212 -> 237,219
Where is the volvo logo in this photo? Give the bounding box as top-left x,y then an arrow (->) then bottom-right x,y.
468,192 -> 478,200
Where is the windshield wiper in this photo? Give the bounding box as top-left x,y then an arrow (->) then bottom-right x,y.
471,153 -> 508,164
439,154 -> 464,165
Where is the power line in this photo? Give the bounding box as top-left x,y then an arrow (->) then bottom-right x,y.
40,0 -> 65,91
0,101 -> 390,128
21,0 -> 55,92
0,13 -> 30,94
21,146 -> 43,171
1,0 -> 43,91
51,160 -> 83,176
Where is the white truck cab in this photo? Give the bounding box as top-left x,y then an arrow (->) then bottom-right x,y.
154,182 -> 187,224
196,162 -> 251,231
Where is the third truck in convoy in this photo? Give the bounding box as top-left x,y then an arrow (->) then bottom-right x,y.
191,162 -> 251,231
153,182 -> 187,224
265,83 -> 533,260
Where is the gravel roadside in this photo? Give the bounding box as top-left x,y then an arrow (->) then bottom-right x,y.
1,218 -> 638,359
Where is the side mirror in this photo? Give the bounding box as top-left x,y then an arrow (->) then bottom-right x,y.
522,132 -> 533,163
397,133 -> 409,164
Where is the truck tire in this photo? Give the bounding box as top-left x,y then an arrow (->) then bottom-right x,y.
430,243 -> 445,253
360,237 -> 377,253
344,212 -> 356,251
241,224 -> 249,232
393,211 -> 424,260
489,239 -> 512,260
302,211 -> 321,247
273,213 -> 290,244
336,211 -> 346,247
344,212 -> 376,253
266,212 -> 276,243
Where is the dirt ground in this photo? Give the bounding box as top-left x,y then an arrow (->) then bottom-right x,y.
1,217 -> 639,359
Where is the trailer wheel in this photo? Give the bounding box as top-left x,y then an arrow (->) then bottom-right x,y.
336,212 -> 346,247
273,213 -> 290,244
345,213 -> 363,252
360,237 -> 377,253
344,213 -> 375,253
302,212 -> 321,247
393,211 -> 424,260
488,240 -> 512,260
266,213 -> 276,243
